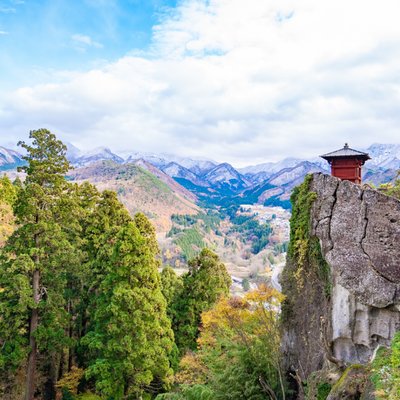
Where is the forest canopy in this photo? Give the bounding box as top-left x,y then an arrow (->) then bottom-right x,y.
0,129 -> 285,400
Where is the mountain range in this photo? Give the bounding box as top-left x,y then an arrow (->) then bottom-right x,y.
68,159 -> 199,232
0,147 -> 26,171
2,143 -> 400,210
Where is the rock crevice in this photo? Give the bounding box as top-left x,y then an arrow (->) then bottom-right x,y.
310,173 -> 400,364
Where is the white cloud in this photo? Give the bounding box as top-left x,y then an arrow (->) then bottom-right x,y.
71,34 -> 103,50
2,0 -> 400,166
0,7 -> 16,13
0,30 -> 9,35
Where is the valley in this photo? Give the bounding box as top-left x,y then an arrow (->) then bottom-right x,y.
1,142 -> 399,292
3,2 -> 400,397
157,205 -> 289,292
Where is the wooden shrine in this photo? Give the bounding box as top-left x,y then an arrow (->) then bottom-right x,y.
320,143 -> 370,184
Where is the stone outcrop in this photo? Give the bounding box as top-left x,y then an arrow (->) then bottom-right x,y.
282,173 -> 400,388
311,173 -> 400,365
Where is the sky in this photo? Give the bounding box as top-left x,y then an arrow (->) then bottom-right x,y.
1,0 -> 400,167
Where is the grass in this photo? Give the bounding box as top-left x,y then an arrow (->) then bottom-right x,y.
370,332 -> 400,399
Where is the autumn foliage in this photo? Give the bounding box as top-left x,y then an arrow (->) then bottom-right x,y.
163,285 -> 287,400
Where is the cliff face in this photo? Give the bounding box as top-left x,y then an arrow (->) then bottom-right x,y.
311,173 -> 400,365
282,173 -> 400,384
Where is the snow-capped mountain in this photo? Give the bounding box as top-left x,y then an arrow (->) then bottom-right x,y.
240,144 -> 400,186
365,143 -> 400,170
178,159 -> 216,176
239,157 -> 304,176
161,162 -> 205,186
124,153 -> 170,168
124,152 -> 217,175
69,147 -> 124,167
241,157 -> 329,185
203,163 -> 251,191
65,142 -> 82,162
0,146 -> 25,170
268,161 -> 327,187
2,141 -> 400,210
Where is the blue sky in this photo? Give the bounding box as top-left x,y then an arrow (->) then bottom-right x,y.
0,0 -> 177,87
1,0 -> 400,166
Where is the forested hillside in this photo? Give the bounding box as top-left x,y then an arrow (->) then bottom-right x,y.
0,130 -> 286,400
68,160 -> 199,232
2,131 -> 399,400
0,130 -> 173,399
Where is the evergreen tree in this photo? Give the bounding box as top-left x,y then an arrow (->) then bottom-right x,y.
172,248 -> 231,351
82,215 -> 174,399
160,266 -> 183,315
56,181 -> 99,379
84,190 -> 131,272
67,181 -> 101,352
0,254 -> 32,398
13,176 -> 24,191
79,190 -> 132,323
134,212 -> 160,255
0,129 -> 76,400
160,266 -> 183,371
0,176 -> 17,246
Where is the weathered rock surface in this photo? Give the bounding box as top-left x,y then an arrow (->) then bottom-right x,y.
326,365 -> 368,400
311,173 -> 400,364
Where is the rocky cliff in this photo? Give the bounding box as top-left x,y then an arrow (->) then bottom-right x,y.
281,173 -> 400,397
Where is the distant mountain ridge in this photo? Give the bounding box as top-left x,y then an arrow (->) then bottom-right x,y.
67,145 -> 124,167
366,143 -> 400,168
68,160 -> 199,232
123,151 -> 217,174
2,143 -> 400,209
0,147 -> 25,171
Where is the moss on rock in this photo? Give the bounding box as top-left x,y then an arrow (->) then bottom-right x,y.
327,365 -> 368,400
282,174 -> 331,323
281,174 -> 334,385
305,370 -> 338,400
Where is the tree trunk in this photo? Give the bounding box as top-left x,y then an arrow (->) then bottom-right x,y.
25,268 -> 40,400
67,298 -> 73,372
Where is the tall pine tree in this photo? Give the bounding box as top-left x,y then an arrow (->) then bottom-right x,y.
172,248 -> 232,352
82,212 -> 174,399
0,129 -> 77,400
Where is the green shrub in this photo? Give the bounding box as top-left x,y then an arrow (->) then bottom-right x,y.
317,383 -> 332,400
